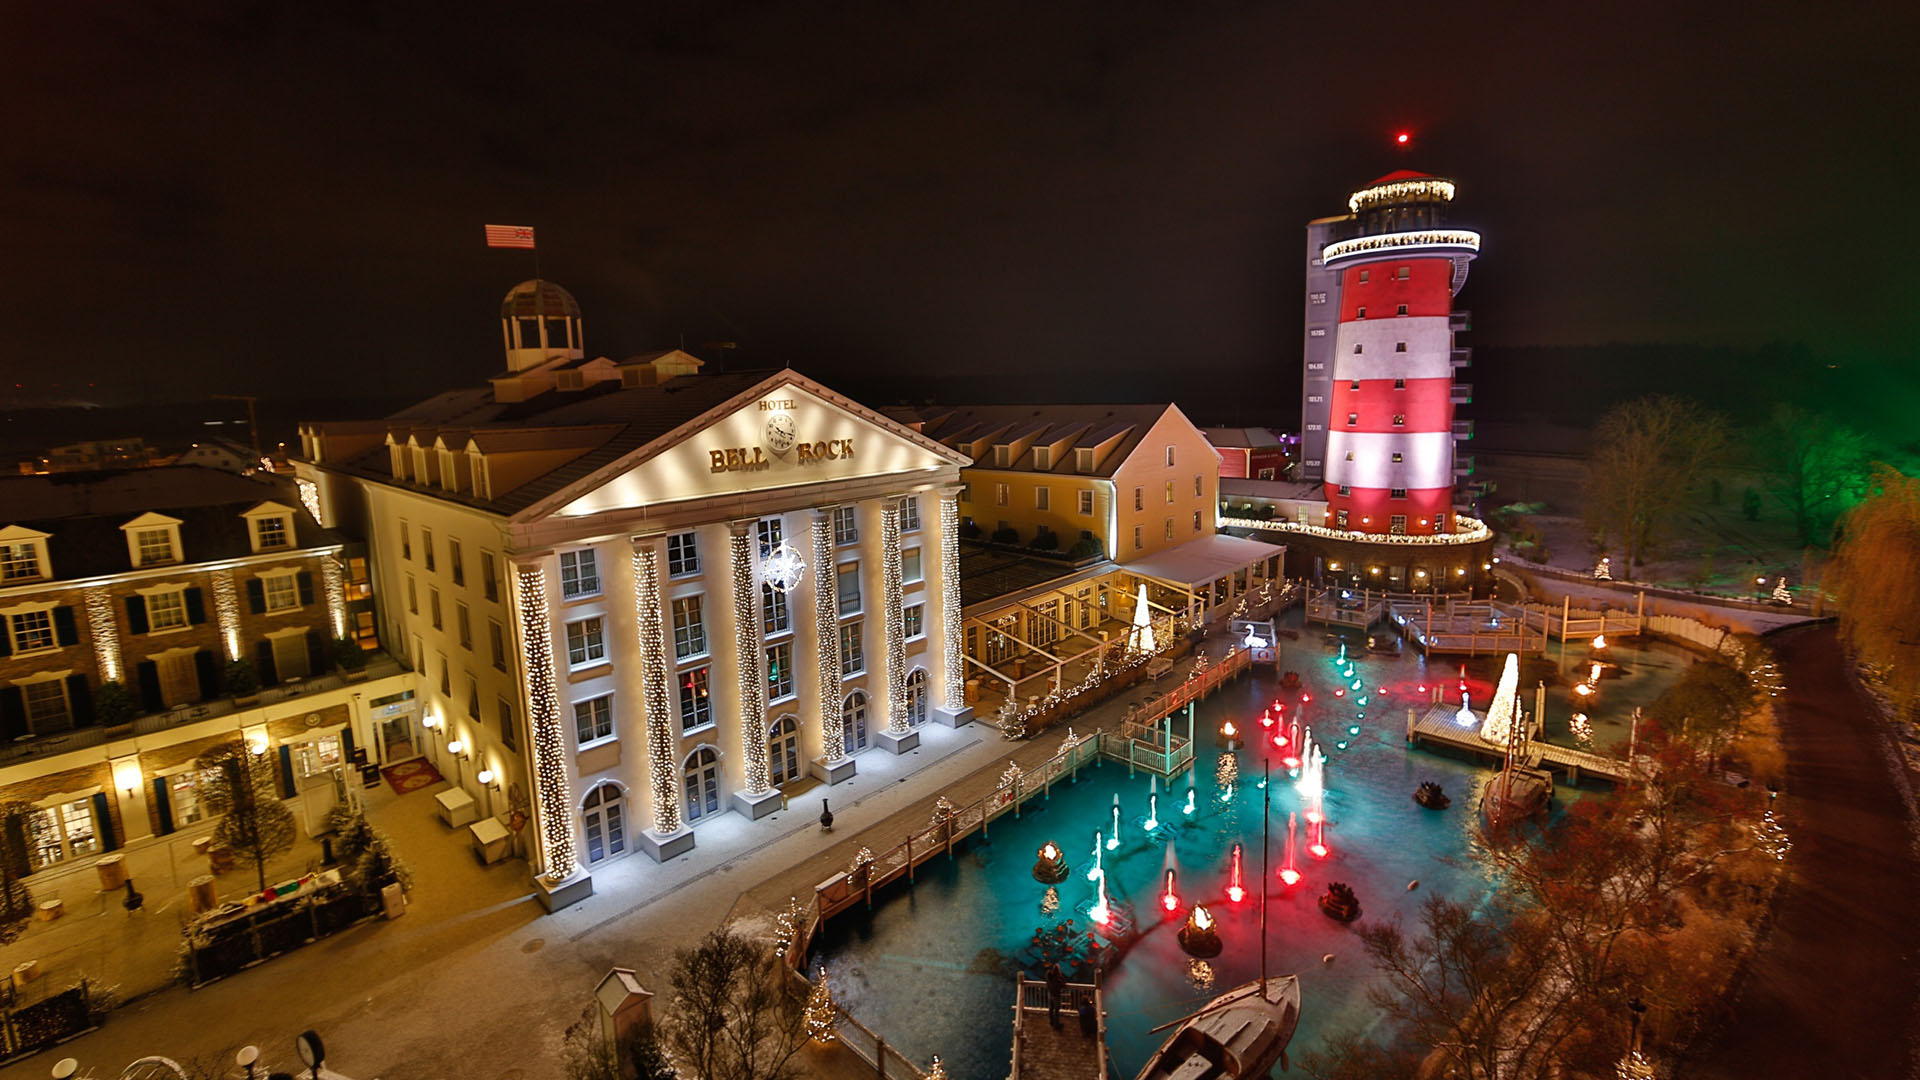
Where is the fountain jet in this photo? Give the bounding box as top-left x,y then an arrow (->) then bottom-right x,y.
1227,842 -> 1246,903
1280,812 -> 1301,886
1108,796 -> 1121,850
1088,831 -> 1104,882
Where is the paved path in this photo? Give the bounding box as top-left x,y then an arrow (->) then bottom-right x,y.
1682,623 -> 1920,1080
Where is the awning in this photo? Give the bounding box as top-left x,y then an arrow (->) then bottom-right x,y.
1123,533 -> 1286,590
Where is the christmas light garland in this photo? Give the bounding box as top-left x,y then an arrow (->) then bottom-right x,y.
939,494 -> 964,711
296,478 -> 323,525
516,564 -> 577,879
882,502 -> 907,734
323,555 -> 348,638
730,526 -> 771,794
211,570 -> 242,661
84,585 -> 120,682
814,513 -> 844,760
1219,512 -> 1492,545
632,546 -> 683,834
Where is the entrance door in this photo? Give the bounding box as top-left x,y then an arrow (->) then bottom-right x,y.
841,692 -> 869,754
769,716 -> 800,785
583,784 -> 626,863
684,748 -> 720,822
381,713 -> 415,763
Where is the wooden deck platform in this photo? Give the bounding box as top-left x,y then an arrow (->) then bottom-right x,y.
1387,599 -> 1552,656
1010,976 -> 1107,1080
1405,704 -> 1629,784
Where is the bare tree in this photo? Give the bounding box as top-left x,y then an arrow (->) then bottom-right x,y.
1583,396 -> 1726,573
662,928 -> 805,1080
1828,466 -> 1920,720
1759,405 -> 1874,545
197,739 -> 298,893
0,801 -> 36,945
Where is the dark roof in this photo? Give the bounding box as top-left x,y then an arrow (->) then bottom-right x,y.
958,545 -> 1110,609
1362,168 -> 1440,187
0,467 -> 349,583
894,402 -> 1172,479
309,370 -> 778,516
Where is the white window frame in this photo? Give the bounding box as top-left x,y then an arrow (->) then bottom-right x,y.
252,514 -> 292,553
566,617 -> 607,669
574,694 -> 615,746
833,506 -> 859,546
836,563 -> 861,617
902,548 -> 923,585
767,641 -> 795,702
144,586 -> 189,631
903,603 -> 925,640
1077,489 -> 1094,516
839,621 -> 865,677
1035,486 -> 1050,511
0,536 -> 47,582
900,497 -> 921,532
559,549 -> 601,599
678,666 -> 713,733
672,595 -> 707,660
6,606 -> 57,655
667,532 -> 700,577
261,570 -> 301,613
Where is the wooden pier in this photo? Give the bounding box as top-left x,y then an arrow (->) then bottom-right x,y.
1405,704 -> 1630,784
1387,598 -> 1552,656
1304,586 -> 1390,630
1010,976 -> 1107,1080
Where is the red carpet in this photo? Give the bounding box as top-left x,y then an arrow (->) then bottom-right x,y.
381,758 -> 443,794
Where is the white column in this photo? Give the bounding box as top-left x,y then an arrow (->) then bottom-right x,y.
728,523 -> 781,818
630,541 -> 692,861
809,509 -> 854,784
932,489 -> 973,727
874,500 -> 917,753
514,562 -> 591,911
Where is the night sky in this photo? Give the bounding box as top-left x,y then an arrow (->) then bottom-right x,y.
4,2 -> 1914,419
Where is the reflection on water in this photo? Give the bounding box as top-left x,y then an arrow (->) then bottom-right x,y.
814,613 -> 1684,1080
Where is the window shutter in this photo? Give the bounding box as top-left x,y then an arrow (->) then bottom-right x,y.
194,650 -> 219,701
1,814 -> 30,879
0,622 -> 9,657
0,688 -> 26,741
245,578 -> 266,614
91,792 -> 117,851
278,745 -> 296,798
125,595 -> 149,636
297,571 -> 315,606
341,724 -> 357,766
66,674 -> 93,727
306,629 -> 325,675
53,606 -> 78,647
152,776 -> 174,835
184,587 -> 206,625
255,639 -> 278,685
136,661 -> 164,713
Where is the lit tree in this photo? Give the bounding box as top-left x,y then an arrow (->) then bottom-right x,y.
803,968 -> 836,1044
197,738 -> 298,894
1828,467 -> 1920,720
0,802 -> 36,945
1479,653 -> 1522,747
1583,396 -> 1726,574
1759,405 -> 1874,545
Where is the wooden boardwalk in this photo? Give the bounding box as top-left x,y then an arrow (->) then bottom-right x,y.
1010,976 -> 1107,1080
1405,704 -> 1630,784
1387,599 -> 1552,656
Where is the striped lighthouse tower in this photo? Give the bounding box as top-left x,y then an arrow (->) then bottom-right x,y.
1320,171 -> 1479,536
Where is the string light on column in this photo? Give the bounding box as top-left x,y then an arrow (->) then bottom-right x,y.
322,554 -> 348,638
730,526 -> 771,795
633,546 -> 683,834
296,478 -> 323,525
84,585 -> 121,682
939,494 -> 964,711
813,513 -> 845,760
211,569 -> 242,661
516,565 -> 577,879
882,502 -> 907,734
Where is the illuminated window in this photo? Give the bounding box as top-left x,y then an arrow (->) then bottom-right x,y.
1393,415 -> 1406,426
1164,481 -> 1174,504
147,589 -> 188,631
762,583 -> 790,636
667,532 -> 700,576
1164,518 -> 1174,541
995,483 -> 1010,507
1347,414 -> 1358,426
0,541 -> 43,581
904,603 -> 925,639
25,797 -> 96,869
903,548 -> 923,584
1078,489 -> 1094,516
756,518 -> 783,558
1390,488 -> 1408,499
1335,509 -> 1348,528
264,574 -> 299,613
574,695 -> 615,745
136,528 -> 177,566
254,515 -> 290,552
767,642 -> 794,700
677,667 -> 712,733
1396,266 -> 1410,280
672,596 -> 706,659
1435,514 -> 1447,532
1345,451 -> 1354,461
1392,452 -> 1404,462
1390,515 -> 1408,534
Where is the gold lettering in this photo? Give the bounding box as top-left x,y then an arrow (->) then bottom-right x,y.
709,450 -> 728,472
796,442 -> 815,463
840,438 -> 854,459
751,447 -> 767,467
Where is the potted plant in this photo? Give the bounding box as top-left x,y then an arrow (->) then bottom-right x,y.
991,524 -> 1021,546
1030,527 -> 1059,552
332,636 -> 369,681
94,680 -> 139,736
223,658 -> 260,706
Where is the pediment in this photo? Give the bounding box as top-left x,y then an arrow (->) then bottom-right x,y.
546,375 -> 968,520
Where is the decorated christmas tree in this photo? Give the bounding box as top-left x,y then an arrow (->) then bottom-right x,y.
1479,653 -> 1523,747
805,967 -> 837,1043
1772,576 -> 1792,604
1127,583 -> 1157,654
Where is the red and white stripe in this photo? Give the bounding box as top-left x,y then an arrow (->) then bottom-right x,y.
484,224 -> 536,249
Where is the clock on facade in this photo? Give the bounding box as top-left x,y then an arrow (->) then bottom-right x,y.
765,412 -> 797,453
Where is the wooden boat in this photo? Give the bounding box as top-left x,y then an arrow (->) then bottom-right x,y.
1135,975 -> 1302,1080
1481,764 -> 1553,825
1138,761 -> 1302,1080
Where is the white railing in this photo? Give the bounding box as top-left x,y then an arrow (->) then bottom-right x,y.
1322,229 -> 1482,266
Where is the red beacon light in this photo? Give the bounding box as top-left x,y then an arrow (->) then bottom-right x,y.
1396,131 -> 1411,145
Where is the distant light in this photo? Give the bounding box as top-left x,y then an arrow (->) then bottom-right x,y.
1396,132 -> 1411,145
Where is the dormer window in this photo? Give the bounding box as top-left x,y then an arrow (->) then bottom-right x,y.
120,513 -> 183,568
1075,448 -> 1095,472
1033,447 -> 1051,470
470,451 -> 492,500
388,443 -> 407,480
240,502 -> 298,555
556,370 -> 585,390
993,445 -> 1011,467
0,537 -> 45,582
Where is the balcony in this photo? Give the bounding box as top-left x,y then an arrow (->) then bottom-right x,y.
1450,346 -> 1472,369
1452,419 -> 1475,439
0,651 -> 408,768
1453,455 -> 1475,477
1450,311 -> 1472,332
1450,382 -> 1473,404
1321,230 -> 1481,269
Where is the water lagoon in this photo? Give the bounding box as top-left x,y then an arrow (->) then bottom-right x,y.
815,620 -> 1687,1079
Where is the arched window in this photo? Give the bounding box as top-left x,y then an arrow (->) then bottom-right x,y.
769,715 -> 800,786
841,691 -> 869,754
905,668 -> 929,727
581,783 -> 626,864
684,747 -> 721,822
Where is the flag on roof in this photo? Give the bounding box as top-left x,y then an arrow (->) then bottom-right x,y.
484,224 -> 536,249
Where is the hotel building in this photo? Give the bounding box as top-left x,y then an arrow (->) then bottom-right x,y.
298,281 -> 971,909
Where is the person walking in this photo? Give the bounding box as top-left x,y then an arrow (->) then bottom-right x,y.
1044,962 -> 1067,1029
